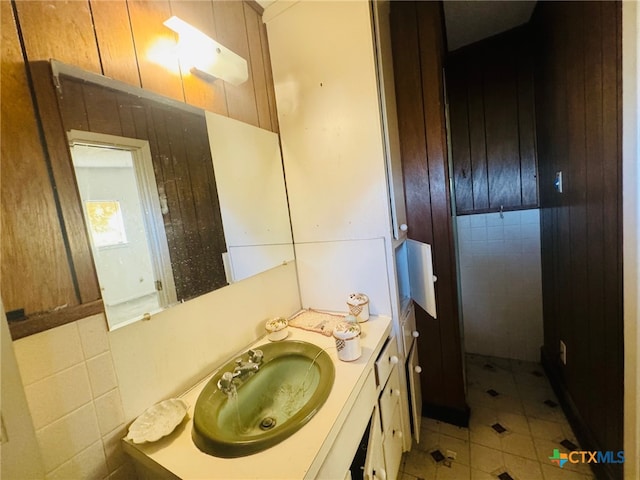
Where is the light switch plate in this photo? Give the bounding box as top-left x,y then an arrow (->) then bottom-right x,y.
555,171 -> 563,193
560,340 -> 567,365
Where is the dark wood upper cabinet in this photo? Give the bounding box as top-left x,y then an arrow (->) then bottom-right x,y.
446,26 -> 538,215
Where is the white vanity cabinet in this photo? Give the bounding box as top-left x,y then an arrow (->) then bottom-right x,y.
376,339 -> 404,479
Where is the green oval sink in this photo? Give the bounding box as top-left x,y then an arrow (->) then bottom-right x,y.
192,340 -> 335,457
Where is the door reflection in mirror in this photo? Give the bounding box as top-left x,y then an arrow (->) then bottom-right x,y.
69,132 -> 177,328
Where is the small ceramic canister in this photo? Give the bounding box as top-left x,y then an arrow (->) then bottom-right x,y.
347,293 -> 370,322
265,317 -> 288,341
333,321 -> 362,362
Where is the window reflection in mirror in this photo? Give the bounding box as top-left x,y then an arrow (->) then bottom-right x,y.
69,132 -> 177,329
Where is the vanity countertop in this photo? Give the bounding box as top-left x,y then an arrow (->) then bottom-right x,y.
123,314 -> 392,480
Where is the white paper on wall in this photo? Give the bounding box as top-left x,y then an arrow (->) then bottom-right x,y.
406,239 -> 437,318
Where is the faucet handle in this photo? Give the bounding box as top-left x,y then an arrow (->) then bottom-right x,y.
217,371 -> 234,390
249,349 -> 263,364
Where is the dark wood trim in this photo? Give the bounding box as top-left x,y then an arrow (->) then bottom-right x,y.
9,300 -> 104,340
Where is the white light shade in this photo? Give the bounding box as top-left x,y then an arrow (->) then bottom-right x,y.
164,16 -> 248,86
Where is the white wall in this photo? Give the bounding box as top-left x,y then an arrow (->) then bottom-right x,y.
623,1 -> 640,477
1,304 -> 45,479
12,262 -> 300,480
266,0 -> 394,317
457,209 -> 543,361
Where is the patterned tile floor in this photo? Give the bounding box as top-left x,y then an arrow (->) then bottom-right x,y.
399,354 -> 596,480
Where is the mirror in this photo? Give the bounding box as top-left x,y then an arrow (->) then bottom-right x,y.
42,60 -> 294,330
206,112 -> 293,282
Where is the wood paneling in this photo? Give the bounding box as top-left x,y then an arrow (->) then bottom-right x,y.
212,1 -> 260,127
170,0 -> 228,115
533,2 -> 622,478
391,1 -> 467,421
14,0 -> 101,74
29,62 -> 102,304
3,0 -> 280,338
90,1 -> 140,86
127,0 -> 183,102
447,28 -> 538,214
1,2 -> 77,315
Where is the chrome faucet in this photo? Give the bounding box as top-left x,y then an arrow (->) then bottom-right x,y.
217,349 -> 264,397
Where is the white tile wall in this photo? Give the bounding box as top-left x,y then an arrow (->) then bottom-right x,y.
14,314 -> 129,480
13,261 -> 301,479
294,238 -> 392,316
457,210 -> 543,362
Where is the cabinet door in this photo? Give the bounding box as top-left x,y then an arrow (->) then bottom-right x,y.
407,340 -> 423,443
382,403 -> 404,480
364,405 -> 386,480
372,0 -> 407,239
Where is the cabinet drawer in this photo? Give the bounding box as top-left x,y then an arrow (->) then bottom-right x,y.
379,366 -> 400,431
375,337 -> 399,388
401,304 -> 417,356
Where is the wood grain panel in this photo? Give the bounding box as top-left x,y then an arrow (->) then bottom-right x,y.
534,2 -> 623,475
244,3 -> 272,131
467,54 -> 489,210
446,58 -> 473,213
181,113 -> 228,295
83,83 -> 123,136
59,80 -> 90,131
170,0 -> 228,115
259,20 -> 279,133
390,1 -> 443,409
601,3 -> 623,466
564,1 -> 589,420
391,1 -> 466,415
1,4 -> 77,319
516,30 -> 538,207
448,27 -> 537,214
29,63 -> 102,304
89,0 -> 140,86
483,43 -> 521,209
127,0 -> 184,102
390,2 -> 433,246
212,0 -> 259,127
15,0 -> 101,74
416,0 -> 465,410
583,1 -> 606,441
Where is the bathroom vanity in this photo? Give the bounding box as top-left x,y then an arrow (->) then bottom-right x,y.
124,315 -> 406,480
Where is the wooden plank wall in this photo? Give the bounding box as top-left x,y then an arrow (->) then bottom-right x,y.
447,26 -> 538,215
533,2 -> 623,479
2,0 -> 278,337
390,1 -> 468,422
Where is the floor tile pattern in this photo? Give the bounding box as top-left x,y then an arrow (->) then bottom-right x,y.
398,354 -> 596,480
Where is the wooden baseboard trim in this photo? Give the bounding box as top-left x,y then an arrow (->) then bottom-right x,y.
422,402 -> 470,428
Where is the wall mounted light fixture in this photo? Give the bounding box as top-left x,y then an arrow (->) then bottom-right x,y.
164,16 -> 248,86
